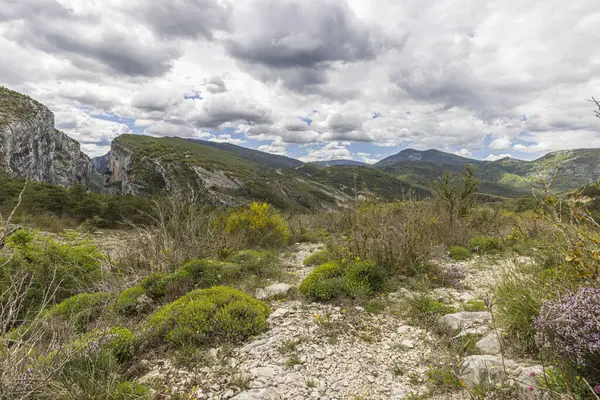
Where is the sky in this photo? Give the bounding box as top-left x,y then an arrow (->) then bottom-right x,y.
1,0 -> 599,163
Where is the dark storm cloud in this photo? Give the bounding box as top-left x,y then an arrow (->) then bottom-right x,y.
224,0 -> 400,91
0,0 -> 181,77
204,76 -> 228,94
134,0 -> 231,39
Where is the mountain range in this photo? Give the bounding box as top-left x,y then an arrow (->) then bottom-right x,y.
2,86 -> 600,210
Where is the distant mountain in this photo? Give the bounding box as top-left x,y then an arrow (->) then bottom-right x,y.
375,147 -> 600,196
312,159 -> 369,167
376,149 -> 481,168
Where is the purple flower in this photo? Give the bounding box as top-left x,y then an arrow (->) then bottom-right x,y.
533,286 -> 600,367
594,385 -> 600,394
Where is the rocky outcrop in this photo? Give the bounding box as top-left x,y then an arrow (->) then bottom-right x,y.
0,87 -> 89,187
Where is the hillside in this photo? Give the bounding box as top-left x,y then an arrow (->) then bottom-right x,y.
311,159 -> 369,167
104,134 -> 426,210
0,86 -> 89,186
373,148 -> 600,196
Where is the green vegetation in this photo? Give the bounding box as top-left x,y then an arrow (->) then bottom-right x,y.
48,292 -> 114,332
449,246 -> 471,260
0,230 -> 105,319
145,286 -> 270,346
0,173 -> 150,230
225,202 -> 291,248
468,235 -> 504,254
299,260 -> 385,301
303,248 -> 333,266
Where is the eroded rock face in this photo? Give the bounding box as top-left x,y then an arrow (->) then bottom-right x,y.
0,87 -> 89,186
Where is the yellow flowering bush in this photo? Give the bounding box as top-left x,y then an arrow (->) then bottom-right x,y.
225,202 -> 290,248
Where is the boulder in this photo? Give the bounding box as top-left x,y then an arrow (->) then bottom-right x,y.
438,311 -> 491,332
515,365 -> 547,399
459,355 -> 517,388
256,283 -> 292,300
476,331 -> 502,355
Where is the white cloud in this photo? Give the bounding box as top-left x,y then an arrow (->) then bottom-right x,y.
489,135 -> 512,150
299,142 -> 353,162
485,153 -> 512,161
1,0 -> 599,161
455,148 -> 472,157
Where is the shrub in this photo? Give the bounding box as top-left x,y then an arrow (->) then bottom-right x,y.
112,381 -> 152,400
225,202 -> 290,248
495,261 -> 579,352
303,249 -> 333,266
141,269 -> 194,301
49,292 -> 114,331
299,262 -> 344,301
182,259 -> 242,287
426,366 -> 461,389
405,293 -> 458,323
449,246 -> 471,260
468,235 -> 503,254
145,286 -> 269,346
299,260 -> 384,301
225,250 -> 277,276
73,326 -> 136,362
114,285 -> 148,315
534,286 -> 600,369
0,230 -> 105,317
325,202 -> 444,275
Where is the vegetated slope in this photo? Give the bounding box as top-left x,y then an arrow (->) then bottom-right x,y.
296,164 -> 430,200
187,139 -> 303,168
311,159 -> 369,167
0,86 -> 89,186
103,135 -> 429,209
375,148 -> 600,196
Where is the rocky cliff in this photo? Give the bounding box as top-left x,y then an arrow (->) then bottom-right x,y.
0,87 -> 90,186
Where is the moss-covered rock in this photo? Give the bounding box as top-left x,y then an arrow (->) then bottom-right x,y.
145,286 -> 269,346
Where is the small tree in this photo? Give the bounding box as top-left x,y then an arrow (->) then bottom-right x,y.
431,166 -> 480,227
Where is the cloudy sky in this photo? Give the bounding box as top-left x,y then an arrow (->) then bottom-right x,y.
1,0 -> 599,162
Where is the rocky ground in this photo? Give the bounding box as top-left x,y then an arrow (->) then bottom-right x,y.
137,245 -> 546,400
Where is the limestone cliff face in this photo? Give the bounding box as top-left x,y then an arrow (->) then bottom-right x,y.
0,87 -> 90,186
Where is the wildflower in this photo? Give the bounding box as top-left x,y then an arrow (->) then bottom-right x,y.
527,386 -> 534,392
529,371 -> 536,377
594,385 -> 600,395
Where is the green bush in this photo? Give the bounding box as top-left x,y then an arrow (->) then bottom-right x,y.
75,326 -> 136,362
225,202 -> 290,248
112,381 -> 152,400
225,250 -> 277,276
145,286 -> 269,346
468,235 -> 504,254
448,246 -> 471,260
114,285 -> 148,315
49,292 -> 114,331
0,230 -> 105,317
141,269 -> 194,301
303,249 -> 333,266
299,260 -> 384,301
182,259 -> 242,287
